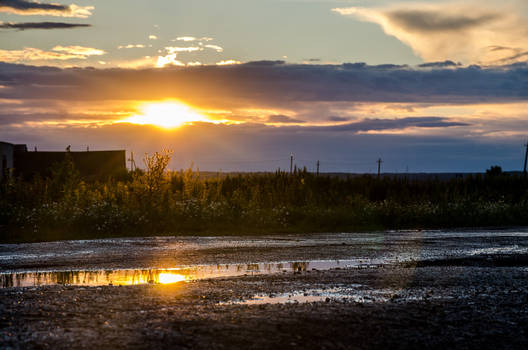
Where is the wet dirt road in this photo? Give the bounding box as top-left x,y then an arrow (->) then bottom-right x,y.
1,230 -> 528,349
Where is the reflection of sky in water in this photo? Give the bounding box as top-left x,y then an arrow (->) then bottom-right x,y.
468,245 -> 528,256
227,287 -> 391,305
0,259 -> 388,289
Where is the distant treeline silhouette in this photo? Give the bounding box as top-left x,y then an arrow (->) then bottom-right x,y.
1,151 -> 528,242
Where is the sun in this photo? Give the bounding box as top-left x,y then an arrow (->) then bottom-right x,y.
121,102 -> 209,128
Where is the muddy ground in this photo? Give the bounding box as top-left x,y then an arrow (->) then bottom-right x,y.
1,230 -> 528,349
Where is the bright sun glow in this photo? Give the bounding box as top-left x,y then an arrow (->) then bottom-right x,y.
122,102 -> 209,128
158,273 -> 186,284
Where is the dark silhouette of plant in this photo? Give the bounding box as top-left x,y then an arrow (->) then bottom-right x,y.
486,166 -> 503,177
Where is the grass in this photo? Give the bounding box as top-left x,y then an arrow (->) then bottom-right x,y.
2,151 -> 528,243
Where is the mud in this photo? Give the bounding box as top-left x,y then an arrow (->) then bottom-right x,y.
1,230 -> 528,349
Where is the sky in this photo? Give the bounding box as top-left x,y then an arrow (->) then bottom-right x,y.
1,0 -> 528,172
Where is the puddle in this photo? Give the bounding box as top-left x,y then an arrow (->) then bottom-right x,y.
225,286 -> 391,305
226,287 -> 459,306
0,259 -> 388,288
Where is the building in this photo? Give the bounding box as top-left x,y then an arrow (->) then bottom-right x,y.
0,141 -> 15,180
0,141 -> 127,180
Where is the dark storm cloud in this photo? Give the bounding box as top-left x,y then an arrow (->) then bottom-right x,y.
0,61 -> 527,106
387,10 -> 500,32
0,0 -> 69,12
491,49 -> 528,65
301,117 -> 469,133
267,114 -> 306,124
0,0 -> 93,17
0,22 -> 91,30
418,61 -> 460,68
327,116 -> 350,122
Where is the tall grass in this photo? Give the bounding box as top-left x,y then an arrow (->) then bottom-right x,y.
1,151 -> 528,242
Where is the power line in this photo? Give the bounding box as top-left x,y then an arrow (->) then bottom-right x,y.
191,158 -> 287,164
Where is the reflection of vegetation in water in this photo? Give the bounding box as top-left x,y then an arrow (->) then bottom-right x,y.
246,264 -> 260,272
291,262 -> 308,272
0,269 -> 190,288
1,274 -> 14,288
2,150 -> 528,242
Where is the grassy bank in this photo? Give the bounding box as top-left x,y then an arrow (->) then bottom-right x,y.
2,151 -> 528,243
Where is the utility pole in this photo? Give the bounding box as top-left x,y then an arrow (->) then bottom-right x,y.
290,153 -> 294,174
128,151 -> 136,172
377,158 -> 383,178
523,142 -> 528,178
316,160 -> 320,176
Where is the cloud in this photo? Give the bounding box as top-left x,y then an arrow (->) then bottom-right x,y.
51,45 -> 105,56
327,116 -> 350,122
115,56 -> 157,69
334,1 -> 528,65
174,36 -> 213,42
216,60 -> 241,65
0,45 -> 104,63
266,114 -> 306,124
304,117 -> 468,133
165,46 -> 202,53
0,21 -> 90,30
386,10 -> 500,32
1,117 -> 504,173
0,0 -> 93,18
418,60 -> 460,68
205,45 -> 223,53
117,44 -> 145,49
0,61 -> 527,106
154,47 -> 206,68
156,54 -> 184,68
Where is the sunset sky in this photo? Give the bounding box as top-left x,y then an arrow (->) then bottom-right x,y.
1,0 -> 528,172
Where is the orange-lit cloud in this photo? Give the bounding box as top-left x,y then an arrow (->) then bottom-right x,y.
51,45 -> 105,57
205,45 -> 223,53
165,46 -> 202,53
174,36 -> 213,42
156,53 -> 184,68
0,45 -> 104,62
117,44 -> 146,49
216,60 -> 241,65
334,1 -> 528,65
0,62 -> 526,140
114,56 -> 157,68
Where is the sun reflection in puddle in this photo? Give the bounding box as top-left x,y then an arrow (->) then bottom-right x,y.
158,273 -> 186,284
